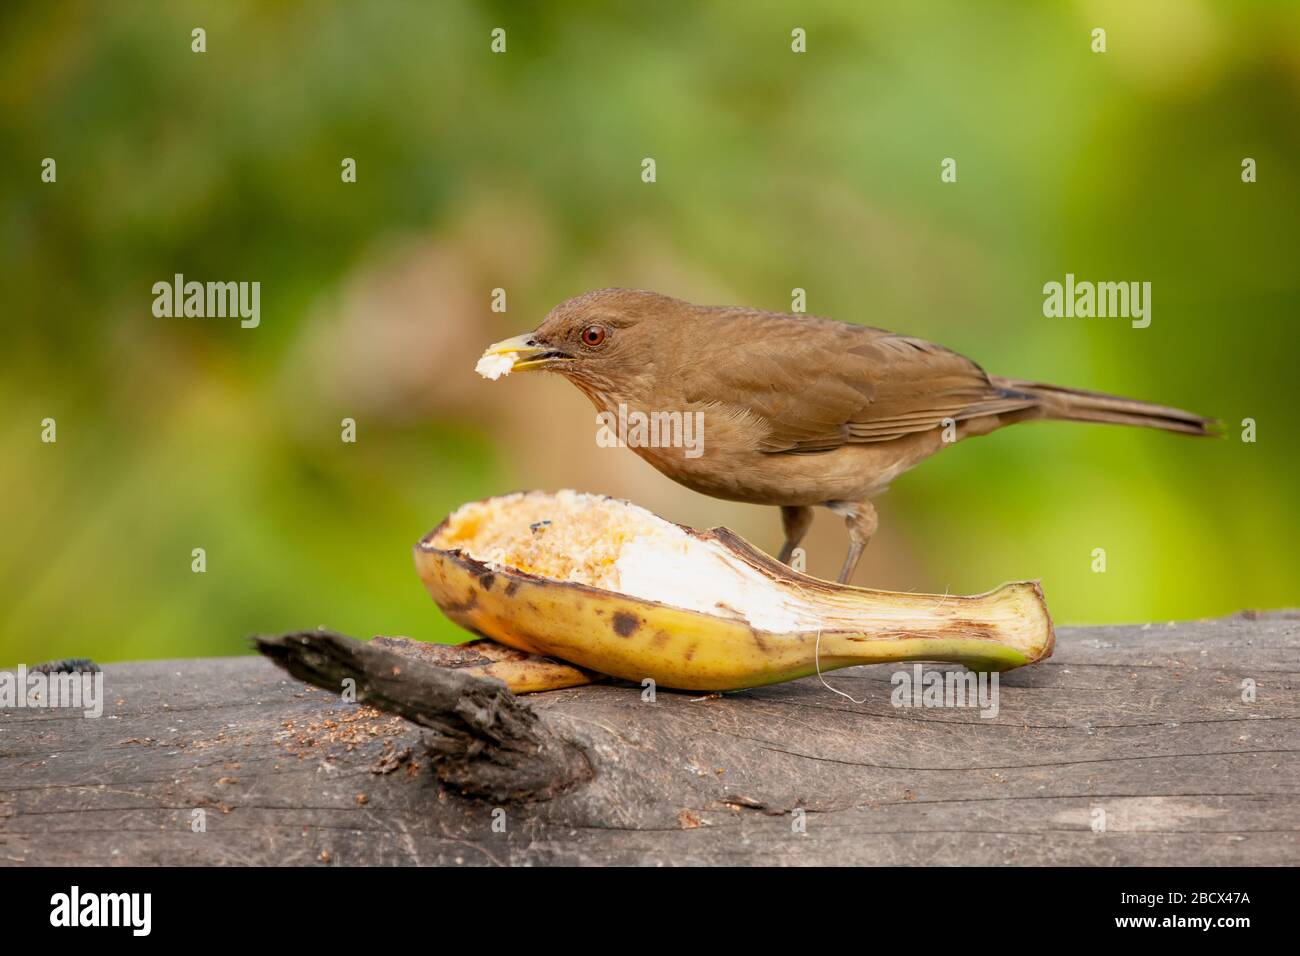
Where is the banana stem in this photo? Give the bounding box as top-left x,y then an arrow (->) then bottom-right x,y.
806,580 -> 1055,672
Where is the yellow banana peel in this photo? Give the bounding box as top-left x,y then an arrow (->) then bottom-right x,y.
370,635 -> 598,694
414,490 -> 1054,693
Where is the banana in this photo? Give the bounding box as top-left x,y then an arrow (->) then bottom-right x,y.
414,490 -> 1054,692
370,635 -> 598,693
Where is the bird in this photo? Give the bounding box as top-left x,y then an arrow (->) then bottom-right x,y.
477,288 -> 1215,584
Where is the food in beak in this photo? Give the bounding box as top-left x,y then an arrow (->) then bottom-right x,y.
475,349 -> 517,380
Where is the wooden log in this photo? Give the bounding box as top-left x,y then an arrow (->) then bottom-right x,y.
0,612 -> 1296,866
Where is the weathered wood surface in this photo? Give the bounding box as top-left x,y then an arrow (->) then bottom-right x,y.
1,612 -> 1296,866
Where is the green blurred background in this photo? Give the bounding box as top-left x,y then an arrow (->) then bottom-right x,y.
2,0 -> 1297,665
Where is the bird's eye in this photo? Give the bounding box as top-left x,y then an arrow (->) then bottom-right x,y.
580,325 -> 607,347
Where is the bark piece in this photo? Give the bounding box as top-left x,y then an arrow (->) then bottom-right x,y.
255,630 -> 592,802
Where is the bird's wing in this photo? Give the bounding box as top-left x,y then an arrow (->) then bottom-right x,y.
677,312 -> 1037,454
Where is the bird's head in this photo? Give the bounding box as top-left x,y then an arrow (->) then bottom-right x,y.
477,288 -> 686,398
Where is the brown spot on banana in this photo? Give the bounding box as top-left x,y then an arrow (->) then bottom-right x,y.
441,590 -> 479,614
612,611 -> 640,637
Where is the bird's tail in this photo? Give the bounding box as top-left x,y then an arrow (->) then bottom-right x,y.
992,377 -> 1218,437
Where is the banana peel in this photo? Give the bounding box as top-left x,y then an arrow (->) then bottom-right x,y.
414,490 -> 1054,693
370,635 -> 598,693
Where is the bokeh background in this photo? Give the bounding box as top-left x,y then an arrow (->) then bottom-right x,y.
2,0 -> 1297,665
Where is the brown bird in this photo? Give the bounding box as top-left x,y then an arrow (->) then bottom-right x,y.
478,288 -> 1215,584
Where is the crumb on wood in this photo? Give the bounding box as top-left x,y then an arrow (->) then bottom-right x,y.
370,740 -> 414,775
275,707 -> 409,761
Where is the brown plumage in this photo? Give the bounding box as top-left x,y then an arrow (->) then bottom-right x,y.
481,288 -> 1216,583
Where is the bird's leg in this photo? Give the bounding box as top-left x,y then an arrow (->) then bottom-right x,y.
777,505 -> 813,565
827,499 -> 878,584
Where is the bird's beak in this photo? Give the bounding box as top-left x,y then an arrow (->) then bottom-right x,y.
480,332 -> 571,373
